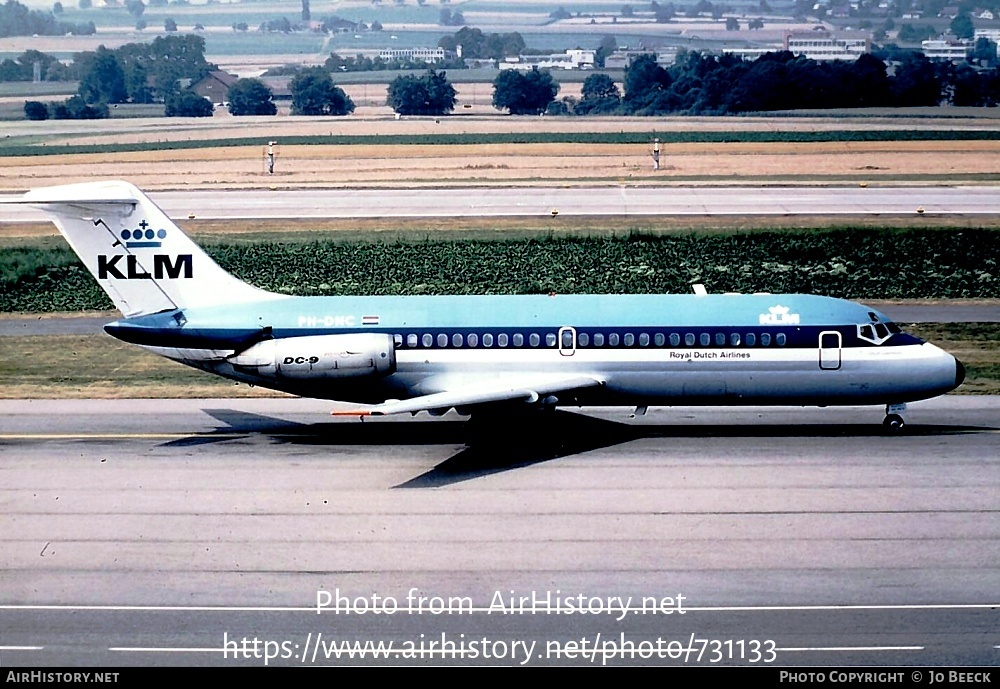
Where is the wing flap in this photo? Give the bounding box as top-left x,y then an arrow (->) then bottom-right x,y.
331,375 -> 604,417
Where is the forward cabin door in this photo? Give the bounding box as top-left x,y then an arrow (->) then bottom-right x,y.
819,331 -> 842,370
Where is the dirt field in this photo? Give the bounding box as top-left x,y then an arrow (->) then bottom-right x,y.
4,138 -> 1000,192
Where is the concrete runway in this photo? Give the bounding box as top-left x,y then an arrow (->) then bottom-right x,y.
1,397 -> 997,666
3,186 -> 1000,221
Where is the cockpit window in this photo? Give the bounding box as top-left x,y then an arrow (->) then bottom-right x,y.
858,321 -> 896,345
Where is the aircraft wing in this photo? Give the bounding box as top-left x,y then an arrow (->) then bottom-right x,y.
331,375 -> 604,417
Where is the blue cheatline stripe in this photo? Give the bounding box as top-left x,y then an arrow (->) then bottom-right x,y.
104,322 -> 923,351
125,242 -> 162,248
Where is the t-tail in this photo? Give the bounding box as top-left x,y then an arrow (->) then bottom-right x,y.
20,180 -> 280,317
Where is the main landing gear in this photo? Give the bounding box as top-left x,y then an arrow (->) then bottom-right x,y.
882,403 -> 907,432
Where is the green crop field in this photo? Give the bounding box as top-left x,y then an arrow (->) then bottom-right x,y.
3,228 -> 998,313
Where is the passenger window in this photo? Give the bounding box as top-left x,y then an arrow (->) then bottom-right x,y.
624,333 -> 634,346
776,333 -> 786,346
715,332 -> 726,346
594,333 -> 605,347
393,334 -> 403,348
639,333 -> 650,346
685,333 -> 695,347
468,333 -> 478,348
422,333 -> 433,347
438,333 -> 448,347
548,333 -> 558,347
513,333 -> 524,347
731,333 -> 740,346
407,333 -> 418,348
654,333 -> 665,347
483,333 -> 494,347
609,333 -> 620,346
498,333 -> 508,347
453,333 -> 463,348
746,333 -> 756,346
529,333 -> 540,347
578,333 -> 590,347
671,333 -> 681,347
700,333 -> 710,346
761,333 -> 771,346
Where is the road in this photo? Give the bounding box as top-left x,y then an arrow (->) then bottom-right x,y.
2,186 -> 1000,221
1,397 -> 997,667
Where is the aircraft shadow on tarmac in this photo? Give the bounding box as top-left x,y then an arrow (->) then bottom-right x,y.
155,408 -> 997,488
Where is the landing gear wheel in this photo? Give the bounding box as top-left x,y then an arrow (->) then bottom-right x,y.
883,414 -> 905,432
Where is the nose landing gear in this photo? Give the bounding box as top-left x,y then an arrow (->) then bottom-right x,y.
882,403 -> 907,432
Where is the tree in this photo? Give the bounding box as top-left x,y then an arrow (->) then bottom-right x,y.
950,13 -> 974,40
164,17 -> 177,32
581,73 -> 620,101
52,2 -> 63,14
387,69 -> 457,115
77,46 -> 128,104
24,100 -> 49,120
301,0 -> 310,21
125,0 -> 144,18
166,91 -> 214,116
726,17 -> 740,30
621,4 -> 634,16
576,72 -> 621,114
623,53 -> 671,110
748,17 -> 764,29
596,34 -> 617,67
78,0 -> 90,8
492,67 -> 558,115
52,95 -> 108,119
971,37 -> 998,67
290,67 -> 355,115
226,78 -> 277,115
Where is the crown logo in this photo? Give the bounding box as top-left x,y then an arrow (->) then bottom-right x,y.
759,305 -> 800,325
120,220 -> 166,248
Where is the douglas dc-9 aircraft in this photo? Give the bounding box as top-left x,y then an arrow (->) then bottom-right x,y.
13,181 -> 965,429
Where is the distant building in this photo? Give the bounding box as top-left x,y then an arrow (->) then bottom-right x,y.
378,47 -> 447,63
499,49 -> 596,71
189,70 -> 239,104
784,30 -> 869,60
921,39 -> 971,60
604,47 -> 678,69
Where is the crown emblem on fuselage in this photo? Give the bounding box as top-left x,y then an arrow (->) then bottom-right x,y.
759,305 -> 800,325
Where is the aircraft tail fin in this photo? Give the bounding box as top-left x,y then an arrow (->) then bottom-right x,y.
20,181 -> 280,317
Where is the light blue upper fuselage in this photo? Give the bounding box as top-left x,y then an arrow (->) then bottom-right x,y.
109,293 -> 890,347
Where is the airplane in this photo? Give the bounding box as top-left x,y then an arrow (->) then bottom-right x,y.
9,180 -> 965,430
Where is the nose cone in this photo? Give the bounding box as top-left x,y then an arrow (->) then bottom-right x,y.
955,358 -> 966,389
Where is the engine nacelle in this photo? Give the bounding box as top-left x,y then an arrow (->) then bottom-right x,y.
229,333 -> 396,379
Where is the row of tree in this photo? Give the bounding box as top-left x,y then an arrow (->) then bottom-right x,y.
18,45 -> 1000,120
0,0 -> 95,38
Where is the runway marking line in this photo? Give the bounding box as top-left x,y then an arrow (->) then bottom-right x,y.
0,646 -> 43,650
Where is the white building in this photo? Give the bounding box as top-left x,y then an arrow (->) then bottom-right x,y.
921,39 -> 971,60
784,31 -> 870,60
378,47 -> 447,63
499,49 -> 596,71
